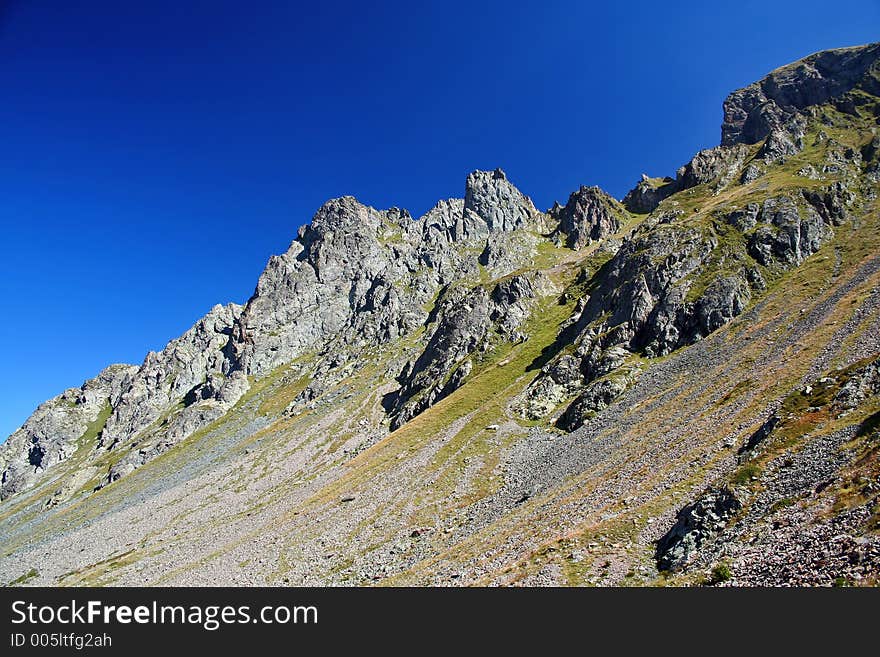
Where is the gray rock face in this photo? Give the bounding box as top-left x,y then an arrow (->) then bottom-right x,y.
693,276 -> 753,336
835,356 -> 880,409
622,145 -> 751,214
740,162 -> 764,184
758,114 -> 807,163
463,168 -> 536,233
522,178 -> 852,428
551,186 -> 624,249
479,231 -> 540,279
230,171 -> 539,380
1,169 -> 547,498
863,135 -> 880,170
228,197 -> 424,377
580,225 -> 725,356
747,195 -> 832,267
802,183 -> 856,226
723,203 -> 760,232
388,273 -> 547,429
721,43 -> 880,146
739,414 -> 781,456
676,144 -> 752,189
99,303 -> 244,451
97,373 -> 253,489
514,353 -> 585,420
0,364 -> 136,499
655,486 -> 743,571
622,175 -> 677,214
555,374 -> 632,432
517,222 -> 747,422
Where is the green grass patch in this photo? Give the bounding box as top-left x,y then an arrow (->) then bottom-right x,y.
769,497 -> 797,513
708,562 -> 731,584
79,400 -> 113,448
732,463 -> 762,485
5,568 -> 38,587
257,372 -> 311,416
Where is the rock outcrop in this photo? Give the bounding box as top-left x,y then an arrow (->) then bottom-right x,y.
463,168 -> 537,233
623,144 -> 753,214
550,186 -> 625,249
747,195 -> 832,267
622,175 -> 677,214
835,356 -> 880,410
721,43 -> 880,147
522,175 -> 860,428
555,373 -> 635,432
100,303 -> 244,452
655,487 -> 743,571
676,144 -> 752,189
387,272 -> 549,429
228,170 -> 540,379
624,43 -> 880,214
0,364 -> 136,499
518,216 -> 760,423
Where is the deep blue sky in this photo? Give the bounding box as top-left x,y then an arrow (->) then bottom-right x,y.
1,1 -> 877,439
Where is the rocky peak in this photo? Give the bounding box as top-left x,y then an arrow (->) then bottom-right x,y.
721,42 -> 880,146
417,198 -> 465,244
298,196 -> 411,246
464,168 -> 537,233
550,186 -> 625,249
624,43 -> 880,214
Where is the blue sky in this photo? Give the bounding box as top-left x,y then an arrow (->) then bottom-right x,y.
0,1 -> 878,439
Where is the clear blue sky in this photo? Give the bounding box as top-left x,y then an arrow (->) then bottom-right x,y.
1,1 -> 877,439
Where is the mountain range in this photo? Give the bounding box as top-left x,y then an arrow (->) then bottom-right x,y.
2,43 -> 879,586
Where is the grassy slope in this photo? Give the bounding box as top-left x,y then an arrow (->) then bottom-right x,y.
386,202 -> 879,585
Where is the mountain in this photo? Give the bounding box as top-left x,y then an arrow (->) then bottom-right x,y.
2,43 -> 879,587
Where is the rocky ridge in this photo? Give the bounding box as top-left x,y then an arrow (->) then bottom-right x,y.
2,168 -> 554,495
1,43 -> 879,588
